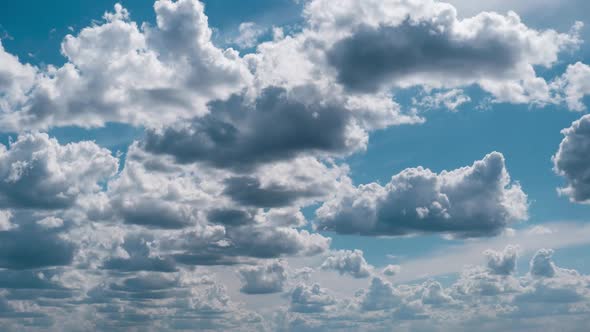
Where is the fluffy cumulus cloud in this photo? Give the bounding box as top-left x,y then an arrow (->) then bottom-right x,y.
321,249 -> 373,278
245,0 -> 582,110
553,114 -> 590,203
239,260 -> 288,294
485,245 -> 519,275
0,0 -> 251,130
0,132 -> 118,209
316,152 -> 528,238
289,283 -> 336,313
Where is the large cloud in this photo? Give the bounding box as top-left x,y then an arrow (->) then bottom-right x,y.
0,0 -> 251,130
143,86 -> 369,169
553,114 -> 590,203
0,133 -> 118,209
247,0 -> 581,108
316,152 -> 528,237
0,0 -> 584,134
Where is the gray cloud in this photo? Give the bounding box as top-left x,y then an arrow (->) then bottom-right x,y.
143,86 -> 363,169
529,249 -> 557,278
223,176 -> 323,208
327,21 -> 518,93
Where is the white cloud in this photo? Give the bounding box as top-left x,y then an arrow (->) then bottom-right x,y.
233,22 -> 265,49
321,249 -> 373,278
289,283 -> 336,313
0,133 -> 118,209
239,260 -> 288,294
316,152 -> 528,238
252,0 -> 582,106
553,114 -> 590,203
553,62 -> 590,111
0,0 -> 252,130
484,245 -> 519,275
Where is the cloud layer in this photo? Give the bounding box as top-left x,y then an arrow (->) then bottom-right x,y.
0,0 -> 587,330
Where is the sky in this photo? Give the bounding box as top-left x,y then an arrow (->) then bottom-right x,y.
0,0 -> 590,331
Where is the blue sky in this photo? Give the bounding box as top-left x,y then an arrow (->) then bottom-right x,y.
1,0 -> 590,331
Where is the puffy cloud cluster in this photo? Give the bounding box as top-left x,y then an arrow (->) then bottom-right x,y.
553,114 -> 590,203
316,152 -> 528,238
277,246 -> 590,331
246,0 -> 582,109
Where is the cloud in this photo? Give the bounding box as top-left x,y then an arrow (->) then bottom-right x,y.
277,0 -> 580,105
383,264 -> 401,277
553,62 -> 590,111
484,245 -> 519,275
80,144 -> 332,269
316,152 -> 528,238
143,86 -> 367,169
0,40 -> 36,113
412,89 -> 471,111
529,249 -> 557,278
553,114 -> 590,203
0,133 -> 118,210
358,277 -> 403,311
321,249 -> 372,278
0,0 -> 584,134
233,22 -> 265,49
327,20 -> 519,93
275,246 -> 590,331
0,0 -> 251,130
289,283 -> 336,313
239,260 -> 288,294
0,224 -> 74,269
